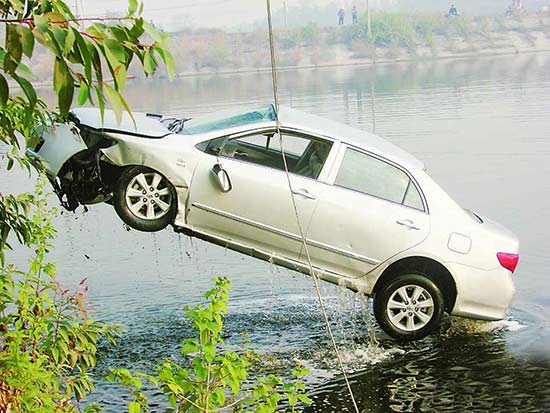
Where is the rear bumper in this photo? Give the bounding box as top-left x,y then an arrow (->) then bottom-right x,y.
447,262 -> 516,321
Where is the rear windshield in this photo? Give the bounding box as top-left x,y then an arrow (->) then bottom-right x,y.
179,105 -> 276,135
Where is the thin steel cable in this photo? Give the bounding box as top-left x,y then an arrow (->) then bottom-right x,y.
265,1 -> 360,412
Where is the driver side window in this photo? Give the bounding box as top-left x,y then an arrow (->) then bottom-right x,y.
199,132 -> 333,179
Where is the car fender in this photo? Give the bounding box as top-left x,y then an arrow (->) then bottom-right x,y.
363,247 -> 457,296
99,135 -> 194,189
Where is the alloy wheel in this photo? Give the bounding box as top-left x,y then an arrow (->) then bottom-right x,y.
386,284 -> 435,332
125,172 -> 173,220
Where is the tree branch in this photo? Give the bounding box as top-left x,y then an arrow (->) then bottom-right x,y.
0,16 -> 136,24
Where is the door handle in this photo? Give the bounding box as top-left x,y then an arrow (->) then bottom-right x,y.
292,188 -> 316,200
396,219 -> 421,231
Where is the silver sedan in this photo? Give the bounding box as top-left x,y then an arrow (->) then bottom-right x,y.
28,104 -> 520,340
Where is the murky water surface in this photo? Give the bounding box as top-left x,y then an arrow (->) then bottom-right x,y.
3,53 -> 550,411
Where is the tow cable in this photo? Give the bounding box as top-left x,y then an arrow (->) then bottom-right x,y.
265,1 -> 361,412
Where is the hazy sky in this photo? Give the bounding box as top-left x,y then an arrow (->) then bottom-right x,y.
78,0 -> 304,30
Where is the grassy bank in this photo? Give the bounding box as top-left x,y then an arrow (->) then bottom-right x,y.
21,11 -> 550,82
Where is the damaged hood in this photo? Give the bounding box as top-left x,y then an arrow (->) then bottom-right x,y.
71,107 -> 172,138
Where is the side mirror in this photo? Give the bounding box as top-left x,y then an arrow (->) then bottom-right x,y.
211,164 -> 232,192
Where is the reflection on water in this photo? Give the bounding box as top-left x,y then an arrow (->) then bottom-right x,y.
5,52 -> 550,411
309,332 -> 550,412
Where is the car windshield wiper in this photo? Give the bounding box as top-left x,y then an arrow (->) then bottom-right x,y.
160,116 -> 190,134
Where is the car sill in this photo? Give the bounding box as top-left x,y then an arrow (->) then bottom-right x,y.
174,223 -> 366,293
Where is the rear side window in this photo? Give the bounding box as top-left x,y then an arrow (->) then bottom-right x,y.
403,181 -> 424,210
335,148 -> 424,211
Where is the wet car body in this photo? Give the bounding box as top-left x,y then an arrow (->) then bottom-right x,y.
28,104 -> 520,340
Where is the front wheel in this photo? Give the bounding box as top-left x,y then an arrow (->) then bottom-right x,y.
113,166 -> 177,232
374,273 -> 445,340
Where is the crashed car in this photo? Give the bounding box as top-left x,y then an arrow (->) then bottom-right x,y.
28,104 -> 520,340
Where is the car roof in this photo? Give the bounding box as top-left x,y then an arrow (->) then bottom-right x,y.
277,105 -> 425,172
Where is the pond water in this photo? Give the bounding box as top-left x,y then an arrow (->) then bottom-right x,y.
3,52 -> 550,411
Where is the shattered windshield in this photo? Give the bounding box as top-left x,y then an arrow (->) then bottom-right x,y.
178,105 -> 276,135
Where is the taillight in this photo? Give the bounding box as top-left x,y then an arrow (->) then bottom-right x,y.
497,252 -> 519,273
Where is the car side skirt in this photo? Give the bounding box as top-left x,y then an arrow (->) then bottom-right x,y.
172,224 -> 369,293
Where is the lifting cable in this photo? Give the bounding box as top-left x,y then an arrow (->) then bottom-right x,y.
264,1 -> 360,412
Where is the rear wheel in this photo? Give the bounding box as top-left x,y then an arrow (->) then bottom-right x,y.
113,166 -> 177,232
374,273 -> 445,340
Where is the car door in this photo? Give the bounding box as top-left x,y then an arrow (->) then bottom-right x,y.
186,130 -> 334,263
302,144 -> 430,278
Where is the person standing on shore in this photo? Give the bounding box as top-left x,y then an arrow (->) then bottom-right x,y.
515,0 -> 524,11
448,4 -> 458,16
338,7 -> 345,25
352,6 -> 358,24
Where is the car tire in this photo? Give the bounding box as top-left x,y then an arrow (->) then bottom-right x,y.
113,166 -> 177,232
374,273 -> 445,341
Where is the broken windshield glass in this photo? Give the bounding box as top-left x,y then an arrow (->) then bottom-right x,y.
178,105 -> 276,135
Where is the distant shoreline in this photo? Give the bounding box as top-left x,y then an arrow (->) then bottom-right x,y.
28,12 -> 550,89
167,13 -> 550,79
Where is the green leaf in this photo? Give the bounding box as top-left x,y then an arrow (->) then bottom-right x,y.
59,81 -> 75,117
87,25 -> 104,40
298,394 -> 313,405
156,48 -> 176,81
181,339 -> 198,354
64,27 -> 76,56
16,61 -> 34,78
46,28 -> 63,56
288,393 -> 298,406
53,58 -> 72,93
17,25 -> 35,58
143,50 -> 156,76
212,387 -> 226,406
89,42 -> 104,83
108,26 -> 129,43
104,39 -> 126,68
195,364 -> 209,381
142,20 -> 162,44
34,15 -> 49,32
203,343 -> 216,362
117,90 -> 136,129
0,73 -> 8,107
128,0 -> 138,16
77,81 -> 89,105
103,83 -> 122,124
74,30 -> 92,84
292,367 -> 309,378
51,26 -> 68,54
44,12 -> 67,25
4,24 -> 23,74
128,401 -> 142,413
13,75 -> 37,108
53,1 -> 76,19
114,65 -> 126,91
129,17 -> 145,38
94,85 -> 105,123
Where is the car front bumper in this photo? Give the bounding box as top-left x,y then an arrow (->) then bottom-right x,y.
447,262 -> 516,321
